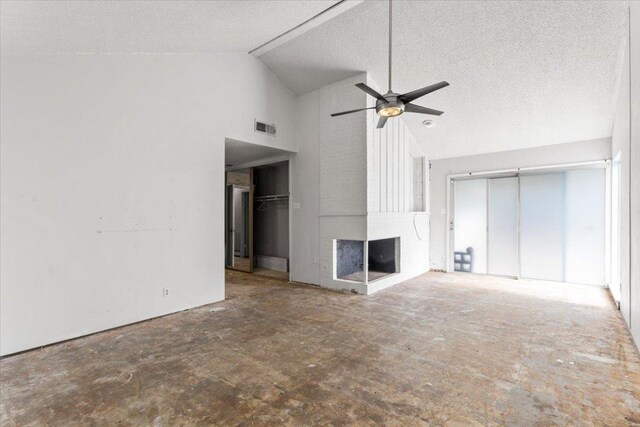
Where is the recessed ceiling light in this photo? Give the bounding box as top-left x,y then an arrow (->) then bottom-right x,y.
422,119 -> 435,128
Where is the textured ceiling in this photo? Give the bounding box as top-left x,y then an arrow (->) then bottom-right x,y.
260,1 -> 629,159
0,0 -> 337,54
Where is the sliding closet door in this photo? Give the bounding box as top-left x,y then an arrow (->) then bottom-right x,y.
520,173 -> 565,281
487,177 -> 519,277
454,179 -> 487,273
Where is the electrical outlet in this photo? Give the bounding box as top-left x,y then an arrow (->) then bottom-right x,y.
163,288 -> 170,297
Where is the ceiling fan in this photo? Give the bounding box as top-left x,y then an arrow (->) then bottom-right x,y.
331,0 -> 449,129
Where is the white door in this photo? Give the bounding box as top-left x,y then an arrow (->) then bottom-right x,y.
487,177 -> 519,277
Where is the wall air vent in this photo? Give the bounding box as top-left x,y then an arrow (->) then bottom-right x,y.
255,120 -> 276,136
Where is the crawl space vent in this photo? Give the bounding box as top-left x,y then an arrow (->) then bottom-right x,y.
255,120 -> 276,136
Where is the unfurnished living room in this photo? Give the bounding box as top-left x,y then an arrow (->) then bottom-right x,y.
1,0 -> 639,425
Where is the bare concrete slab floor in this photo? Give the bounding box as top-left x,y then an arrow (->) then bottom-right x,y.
342,270 -> 391,282
253,267 -> 289,281
1,271 -> 640,425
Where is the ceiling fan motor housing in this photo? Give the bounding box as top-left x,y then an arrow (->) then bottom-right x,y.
376,93 -> 404,117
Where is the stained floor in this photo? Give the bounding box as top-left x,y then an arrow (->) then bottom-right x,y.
1,271 -> 640,425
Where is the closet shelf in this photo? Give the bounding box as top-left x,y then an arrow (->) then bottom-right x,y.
254,194 -> 289,202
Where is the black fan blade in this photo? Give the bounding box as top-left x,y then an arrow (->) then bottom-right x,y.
377,116 -> 388,129
356,83 -> 387,103
404,104 -> 444,116
331,107 -> 375,117
400,81 -> 449,103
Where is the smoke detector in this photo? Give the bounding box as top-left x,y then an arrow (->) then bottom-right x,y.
422,119 -> 435,128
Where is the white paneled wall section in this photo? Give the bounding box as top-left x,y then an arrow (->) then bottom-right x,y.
367,108 -> 426,214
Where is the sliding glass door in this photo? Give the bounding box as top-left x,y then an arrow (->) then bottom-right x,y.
487,177 -> 519,277
520,173 -> 565,281
453,168 -> 606,285
564,169 -> 605,285
453,179 -> 487,273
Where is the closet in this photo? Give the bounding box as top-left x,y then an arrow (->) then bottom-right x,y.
225,161 -> 289,280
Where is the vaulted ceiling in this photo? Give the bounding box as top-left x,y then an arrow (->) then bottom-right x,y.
259,1 -> 629,159
2,0 -> 629,159
0,0 -> 337,54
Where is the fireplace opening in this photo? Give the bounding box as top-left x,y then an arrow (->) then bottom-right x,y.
335,240 -> 365,282
368,237 -> 399,281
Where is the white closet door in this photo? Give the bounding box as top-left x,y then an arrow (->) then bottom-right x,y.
520,173 -> 565,281
564,169 -> 605,285
487,177 -> 519,277
454,179 -> 487,273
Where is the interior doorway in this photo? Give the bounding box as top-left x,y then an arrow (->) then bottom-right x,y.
452,165 -> 607,286
252,161 -> 289,280
224,138 -> 293,282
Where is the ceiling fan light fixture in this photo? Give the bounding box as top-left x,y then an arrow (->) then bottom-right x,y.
378,106 -> 403,117
329,0 -> 448,128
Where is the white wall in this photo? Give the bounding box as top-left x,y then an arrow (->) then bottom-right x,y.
290,90 -> 321,285
611,2 -> 640,349
630,1 -> 640,347
290,73 -> 369,291
429,138 -> 612,271
612,8 -> 632,324
0,53 -> 296,356
366,104 -> 426,214
318,74 -> 369,292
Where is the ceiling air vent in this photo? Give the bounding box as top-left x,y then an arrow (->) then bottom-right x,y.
255,120 -> 276,137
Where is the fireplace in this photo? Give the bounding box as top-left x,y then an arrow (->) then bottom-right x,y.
368,237 -> 399,281
335,239 -> 365,282
335,237 -> 399,283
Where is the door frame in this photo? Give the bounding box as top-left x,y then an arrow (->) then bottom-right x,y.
225,183 -> 234,267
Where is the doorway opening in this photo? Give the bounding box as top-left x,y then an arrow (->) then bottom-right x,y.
224,138 -> 293,282
253,161 -> 289,280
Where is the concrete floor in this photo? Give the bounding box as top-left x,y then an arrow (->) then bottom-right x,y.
253,267 -> 289,281
342,270 -> 393,283
2,271 -> 640,425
